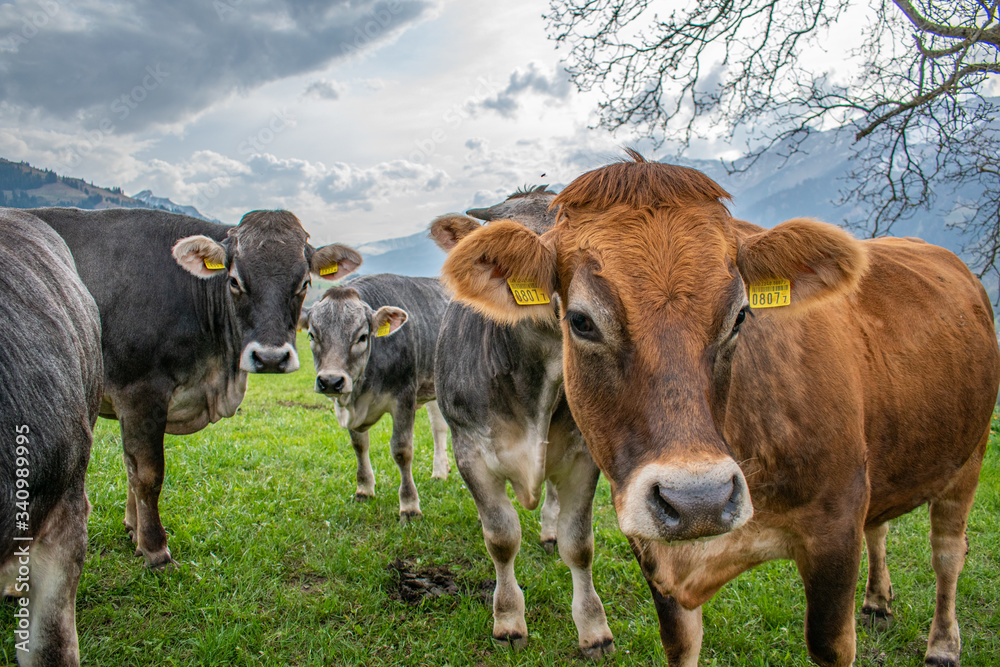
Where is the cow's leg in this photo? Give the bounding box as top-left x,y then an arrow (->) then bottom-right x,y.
797,531 -> 864,667
17,491 -> 89,667
123,459 -> 138,541
551,460 -> 615,659
456,443 -> 526,648
349,429 -> 376,501
647,584 -> 703,667
424,400 -> 450,479
539,479 -> 559,554
390,404 -> 421,520
924,431 -> 985,667
862,523 -> 893,628
119,394 -> 176,569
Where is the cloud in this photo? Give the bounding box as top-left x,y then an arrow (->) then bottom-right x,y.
317,158 -> 449,209
476,62 -> 573,119
303,78 -> 345,101
0,0 -> 440,132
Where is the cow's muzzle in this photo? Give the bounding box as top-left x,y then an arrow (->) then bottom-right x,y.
617,458 -> 752,542
241,342 -> 300,373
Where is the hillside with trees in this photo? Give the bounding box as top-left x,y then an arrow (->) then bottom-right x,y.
0,158 -> 212,220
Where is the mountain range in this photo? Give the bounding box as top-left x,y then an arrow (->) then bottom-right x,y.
0,138 -> 980,282
354,131 -> 976,279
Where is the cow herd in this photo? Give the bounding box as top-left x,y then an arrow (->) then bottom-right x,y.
2,153 -> 998,667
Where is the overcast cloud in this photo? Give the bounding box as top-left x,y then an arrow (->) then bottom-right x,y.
0,0 -> 641,244
0,0 -> 437,131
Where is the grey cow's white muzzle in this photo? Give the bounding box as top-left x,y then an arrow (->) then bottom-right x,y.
240,342 -> 300,373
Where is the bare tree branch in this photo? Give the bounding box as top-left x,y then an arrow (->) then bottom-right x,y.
547,0 -> 1000,295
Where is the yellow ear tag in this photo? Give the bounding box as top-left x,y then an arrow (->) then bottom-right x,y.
507,278 -> 551,306
204,259 -> 225,270
748,278 -> 791,308
319,263 -> 338,277
376,321 -> 391,337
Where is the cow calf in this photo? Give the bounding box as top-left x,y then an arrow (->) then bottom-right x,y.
0,208 -> 103,666
431,188 -> 615,659
305,274 -> 450,519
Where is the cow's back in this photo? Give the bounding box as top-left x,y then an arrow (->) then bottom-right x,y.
727,236 -> 998,525
349,274 -> 449,400
0,208 -> 102,562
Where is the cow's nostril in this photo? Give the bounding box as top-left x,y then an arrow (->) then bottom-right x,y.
315,376 -> 327,392
330,375 -> 345,392
652,484 -> 682,525
722,475 -> 742,521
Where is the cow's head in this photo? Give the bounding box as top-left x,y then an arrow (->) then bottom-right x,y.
172,210 -> 361,373
305,287 -> 407,397
431,187 -> 559,325
465,184 -> 556,234
441,154 -> 868,543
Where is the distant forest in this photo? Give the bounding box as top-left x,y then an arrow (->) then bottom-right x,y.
0,160 -> 124,208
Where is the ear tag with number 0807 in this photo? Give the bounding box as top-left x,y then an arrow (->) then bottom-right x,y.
204,259 -> 225,270
319,263 -> 338,277
507,278 -> 550,306
748,278 -> 791,308
376,321 -> 391,337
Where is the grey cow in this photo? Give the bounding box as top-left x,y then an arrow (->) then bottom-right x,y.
0,209 -> 102,666
429,187 -> 615,658
31,207 -> 360,569
305,274 -> 451,519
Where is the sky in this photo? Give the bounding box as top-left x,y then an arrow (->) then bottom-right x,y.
2,1 -> 994,248
0,0 -> 663,247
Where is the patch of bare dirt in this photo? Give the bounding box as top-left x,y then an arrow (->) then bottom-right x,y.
387,558 -> 465,605
277,400 -> 328,411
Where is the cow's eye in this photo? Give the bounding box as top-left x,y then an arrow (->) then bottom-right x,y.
229,276 -> 242,293
567,311 -> 597,339
307,331 -> 314,341
357,333 -> 368,346
298,279 -> 311,294
732,307 -> 749,335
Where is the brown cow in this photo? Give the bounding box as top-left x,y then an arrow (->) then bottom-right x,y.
440,153 -> 1000,666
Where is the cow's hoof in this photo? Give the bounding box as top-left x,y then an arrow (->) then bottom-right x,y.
142,549 -> 179,572
925,655 -> 959,667
123,522 -> 138,544
541,539 -> 557,555
492,633 -> 527,650
353,492 -> 374,503
431,469 -> 450,480
861,605 -> 893,630
581,637 -> 616,660
399,510 -> 422,524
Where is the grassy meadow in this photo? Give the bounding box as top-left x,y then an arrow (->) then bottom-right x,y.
3,331 -> 1000,666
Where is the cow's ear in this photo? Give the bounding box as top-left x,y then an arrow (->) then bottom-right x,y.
173,235 -> 228,279
429,214 -> 482,252
441,219 -> 557,325
736,218 -> 868,315
297,305 -> 311,332
309,244 -> 362,280
372,306 -> 407,337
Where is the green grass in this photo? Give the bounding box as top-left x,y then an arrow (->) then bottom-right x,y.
3,331 -> 1000,665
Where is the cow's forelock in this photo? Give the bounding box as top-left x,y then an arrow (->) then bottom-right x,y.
228,209 -> 310,248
